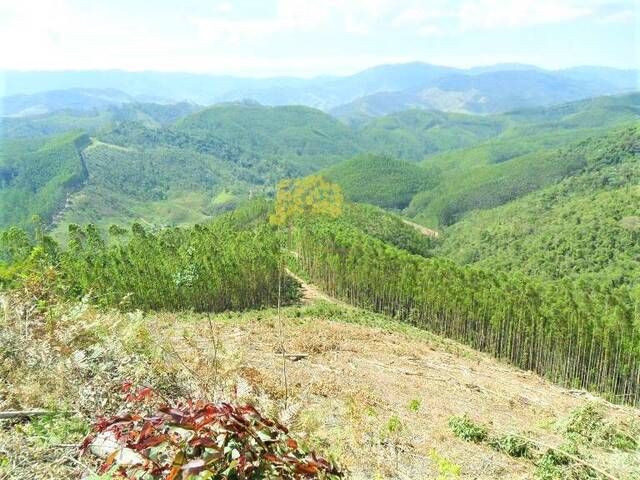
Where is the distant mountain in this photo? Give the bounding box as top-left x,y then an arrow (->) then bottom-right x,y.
1,71 -> 314,105
558,66 -> 637,91
331,70 -> 629,119
465,63 -> 545,75
217,63 -> 458,110
3,63 -> 636,116
1,88 -> 133,116
0,101 -> 202,138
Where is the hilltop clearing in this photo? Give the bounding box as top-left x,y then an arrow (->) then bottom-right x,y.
2,291 -> 638,479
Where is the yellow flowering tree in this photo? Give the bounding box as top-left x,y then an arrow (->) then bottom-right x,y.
270,175 -> 343,228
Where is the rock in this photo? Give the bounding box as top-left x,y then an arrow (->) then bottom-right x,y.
89,431 -> 145,466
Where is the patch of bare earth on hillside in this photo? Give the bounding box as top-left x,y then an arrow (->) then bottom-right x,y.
2,287 -> 638,479
401,218 -> 440,238
157,305 -> 639,479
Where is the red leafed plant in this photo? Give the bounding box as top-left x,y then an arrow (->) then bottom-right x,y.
81,386 -> 342,479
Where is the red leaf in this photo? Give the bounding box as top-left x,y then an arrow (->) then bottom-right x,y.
159,407 -> 187,421
99,450 -> 118,474
263,454 -> 282,463
295,462 -> 320,475
135,434 -> 168,450
128,386 -> 154,402
286,438 -> 298,450
139,420 -> 154,441
120,382 -> 133,393
189,437 -> 217,448
80,433 -> 95,452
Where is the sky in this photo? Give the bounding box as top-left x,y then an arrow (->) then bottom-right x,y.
0,0 -> 637,77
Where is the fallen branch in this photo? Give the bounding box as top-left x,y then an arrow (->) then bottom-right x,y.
0,409 -> 51,419
283,353 -> 309,361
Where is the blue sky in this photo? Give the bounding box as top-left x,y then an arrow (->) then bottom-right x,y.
0,0 -> 637,76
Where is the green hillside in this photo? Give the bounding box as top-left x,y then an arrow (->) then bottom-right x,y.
322,154 -> 434,209
0,132 -> 89,229
340,203 -> 435,256
356,109 -> 506,161
175,102 -> 361,171
1,110 -> 114,139
407,95 -> 639,225
49,138 -> 254,236
408,131 -> 627,226
437,125 -> 639,286
502,93 -> 640,132
1,94 -> 638,234
420,94 -> 639,171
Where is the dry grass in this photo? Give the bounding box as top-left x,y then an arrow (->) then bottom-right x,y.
1,286 -> 639,479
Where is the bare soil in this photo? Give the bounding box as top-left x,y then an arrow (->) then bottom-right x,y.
402,219 -> 440,238
155,297 -> 638,479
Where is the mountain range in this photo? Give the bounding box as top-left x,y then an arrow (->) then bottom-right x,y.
2,62 -> 637,117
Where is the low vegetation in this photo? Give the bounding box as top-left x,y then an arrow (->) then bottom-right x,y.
84,389 -> 342,479
448,403 -> 640,479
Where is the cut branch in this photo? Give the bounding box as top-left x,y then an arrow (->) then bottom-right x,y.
0,409 -> 51,419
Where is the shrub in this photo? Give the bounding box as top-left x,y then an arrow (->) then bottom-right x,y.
408,399 -> 421,413
448,415 -> 488,443
82,388 -> 343,479
428,449 -> 461,479
558,403 -> 638,451
489,434 -> 533,458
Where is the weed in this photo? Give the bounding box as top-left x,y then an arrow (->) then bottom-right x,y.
533,447 -> 600,480
535,450 -> 567,480
489,434 -> 533,458
387,415 -> 403,435
408,399 -> 421,412
18,414 -> 89,446
429,449 -> 461,479
557,403 -> 638,451
448,414 -> 488,443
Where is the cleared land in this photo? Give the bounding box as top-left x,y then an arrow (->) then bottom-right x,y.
2,285 -> 638,479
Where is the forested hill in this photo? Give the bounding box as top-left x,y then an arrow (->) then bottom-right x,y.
0,93 -> 638,237
2,89 -> 640,479
436,125 -> 640,286
0,132 -> 90,229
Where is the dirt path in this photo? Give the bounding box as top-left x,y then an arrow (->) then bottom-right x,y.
402,218 -> 440,238
285,268 -> 350,307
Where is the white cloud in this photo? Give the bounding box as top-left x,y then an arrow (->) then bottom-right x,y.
215,2 -> 233,13
458,0 -> 591,30
0,0 -> 633,74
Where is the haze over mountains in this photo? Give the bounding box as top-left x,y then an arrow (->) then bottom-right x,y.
2,62 -> 637,117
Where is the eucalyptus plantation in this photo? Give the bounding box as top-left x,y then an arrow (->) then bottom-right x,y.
290,216 -> 640,406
